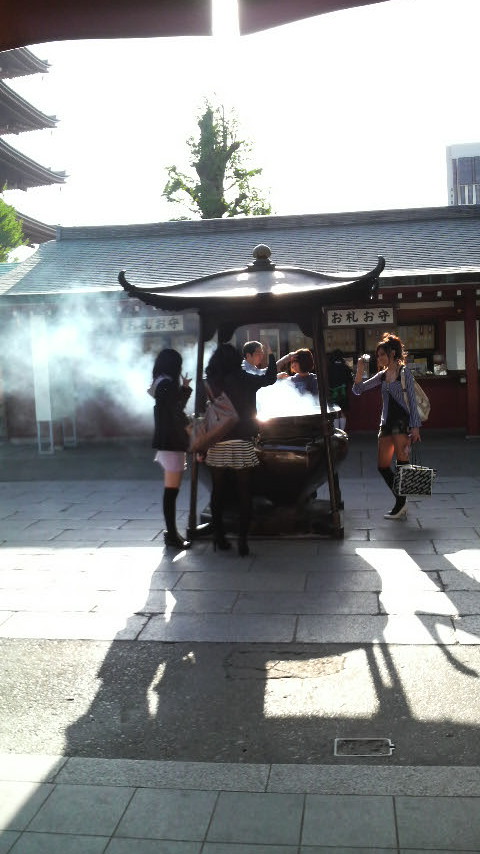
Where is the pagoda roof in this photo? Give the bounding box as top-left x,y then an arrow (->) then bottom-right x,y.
16,211 -> 56,245
0,205 -> 479,300
0,47 -> 49,79
0,138 -> 66,190
0,80 -> 57,134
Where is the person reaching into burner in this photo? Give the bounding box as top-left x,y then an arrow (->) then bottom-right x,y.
205,343 -> 277,556
278,348 -> 318,396
242,340 -> 288,377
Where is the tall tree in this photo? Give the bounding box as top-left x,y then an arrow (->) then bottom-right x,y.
0,196 -> 25,262
163,102 -> 271,219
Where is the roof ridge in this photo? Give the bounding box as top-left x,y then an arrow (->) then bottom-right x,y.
56,205 -> 480,241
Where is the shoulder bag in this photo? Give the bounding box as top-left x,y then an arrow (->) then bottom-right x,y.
189,381 -> 239,453
400,367 -> 431,423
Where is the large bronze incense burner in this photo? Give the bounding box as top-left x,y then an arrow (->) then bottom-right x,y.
118,245 -> 384,538
255,409 -> 348,508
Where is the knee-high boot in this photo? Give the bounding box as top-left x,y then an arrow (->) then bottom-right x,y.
378,466 -> 395,493
163,487 -> 191,548
381,462 -> 408,519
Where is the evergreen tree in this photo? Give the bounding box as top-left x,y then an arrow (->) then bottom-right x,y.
0,196 -> 25,262
163,102 -> 271,219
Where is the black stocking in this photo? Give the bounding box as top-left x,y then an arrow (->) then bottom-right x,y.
210,467 -> 226,536
235,468 -> 252,538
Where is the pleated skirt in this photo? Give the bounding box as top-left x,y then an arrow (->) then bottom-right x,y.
205,439 -> 259,469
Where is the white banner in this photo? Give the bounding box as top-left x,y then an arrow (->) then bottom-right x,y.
121,316 -> 184,333
326,307 -> 395,327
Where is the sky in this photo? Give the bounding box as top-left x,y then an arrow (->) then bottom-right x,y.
3,0 -> 480,232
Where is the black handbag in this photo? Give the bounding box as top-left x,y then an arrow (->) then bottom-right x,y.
393,450 -> 436,497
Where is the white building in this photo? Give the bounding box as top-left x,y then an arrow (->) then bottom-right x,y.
446,142 -> 480,205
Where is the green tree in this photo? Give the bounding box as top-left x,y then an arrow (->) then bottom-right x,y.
0,196 -> 25,262
163,102 -> 271,219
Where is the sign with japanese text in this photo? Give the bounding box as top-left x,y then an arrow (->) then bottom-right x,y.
121,315 -> 184,333
326,307 -> 395,327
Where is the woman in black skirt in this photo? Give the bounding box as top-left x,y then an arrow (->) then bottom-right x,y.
205,343 -> 276,555
353,333 -> 421,520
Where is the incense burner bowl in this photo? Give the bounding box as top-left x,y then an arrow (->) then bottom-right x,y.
253,409 -> 348,506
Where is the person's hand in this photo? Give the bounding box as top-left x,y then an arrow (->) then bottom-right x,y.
182,374 -> 192,387
409,427 -> 421,443
277,371 -> 288,379
355,356 -> 365,381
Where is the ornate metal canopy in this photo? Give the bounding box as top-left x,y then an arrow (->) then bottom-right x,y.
118,245 -> 384,341
119,245 -> 384,539
2,1 -> 389,51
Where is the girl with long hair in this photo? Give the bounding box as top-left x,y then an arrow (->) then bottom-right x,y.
150,348 -> 192,548
353,332 -> 421,519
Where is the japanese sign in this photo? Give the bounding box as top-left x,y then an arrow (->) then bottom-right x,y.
121,315 -> 184,333
326,307 -> 395,327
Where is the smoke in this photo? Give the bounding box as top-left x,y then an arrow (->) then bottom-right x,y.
2,298 -> 204,438
257,378 -> 320,420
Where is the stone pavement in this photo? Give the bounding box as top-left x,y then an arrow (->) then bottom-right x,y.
1,433 -> 480,852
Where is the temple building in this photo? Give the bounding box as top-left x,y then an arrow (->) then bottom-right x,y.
0,46 -> 65,244
0,205 -> 479,449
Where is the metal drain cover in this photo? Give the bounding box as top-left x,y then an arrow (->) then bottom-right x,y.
334,737 -> 395,757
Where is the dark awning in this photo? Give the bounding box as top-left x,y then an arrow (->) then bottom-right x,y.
2,1 -> 389,51
118,245 -> 384,340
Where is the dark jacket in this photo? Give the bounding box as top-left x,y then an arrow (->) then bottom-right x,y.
328,358 -> 353,409
152,378 -> 192,451
213,354 -> 277,440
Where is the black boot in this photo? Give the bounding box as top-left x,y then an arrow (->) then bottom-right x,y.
380,463 -> 408,519
163,487 -> 191,549
378,466 -> 395,491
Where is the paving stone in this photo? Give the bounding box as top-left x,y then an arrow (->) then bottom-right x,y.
105,840 -> 200,854
28,784 -> 134,836
0,832 -> 19,853
115,788 -> 217,841
296,614 -> 457,644
0,754 -> 66,783
234,592 -> 378,615
0,782 -> 53,831
302,794 -> 396,848
378,590 -> 459,616
176,571 -> 307,592
138,614 -> 296,642
0,612 -> 147,640
267,765 -> 480,796
55,758 -> 269,791
8,832 -> 108,853
396,795 -> 480,849
204,845 -> 296,854
453,615 -> 480,643
207,792 -> 304,845
306,571 -> 382,592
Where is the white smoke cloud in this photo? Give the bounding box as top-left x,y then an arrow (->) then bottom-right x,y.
257,378 -> 320,420
2,298 -> 206,437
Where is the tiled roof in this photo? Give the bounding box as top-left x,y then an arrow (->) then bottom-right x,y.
1,205 -> 480,298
